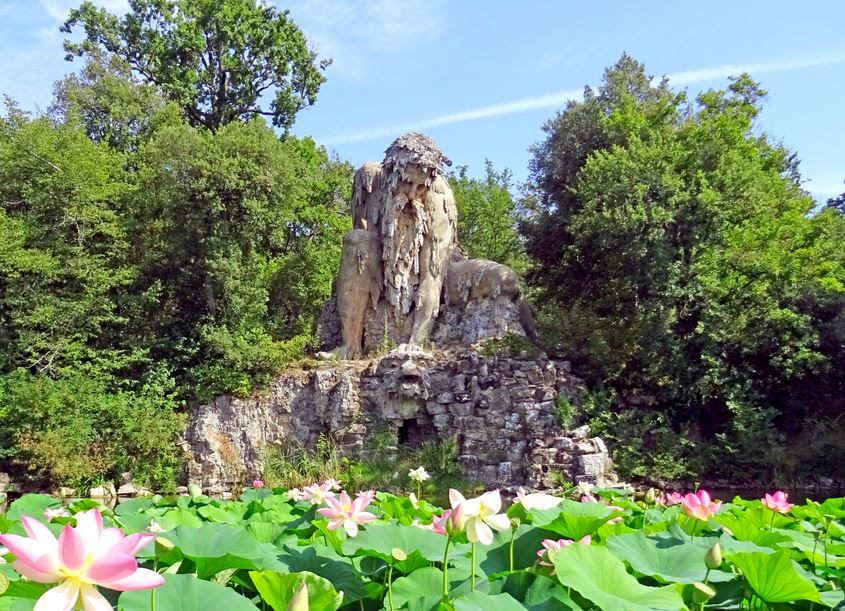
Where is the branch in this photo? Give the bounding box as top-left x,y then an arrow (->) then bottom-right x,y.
24,150 -> 64,174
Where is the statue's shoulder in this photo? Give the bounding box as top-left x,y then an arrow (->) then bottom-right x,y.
357,161 -> 382,175
354,161 -> 383,191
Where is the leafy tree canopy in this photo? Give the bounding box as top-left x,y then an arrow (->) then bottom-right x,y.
61,0 -> 329,132
523,54 -> 845,482
50,51 -> 167,151
449,160 -> 527,273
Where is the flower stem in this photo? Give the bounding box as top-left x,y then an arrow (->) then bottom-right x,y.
769,512 -> 775,532
471,543 -> 476,591
442,536 -> 452,597
509,529 -> 516,572
387,563 -> 395,611
691,520 -> 699,542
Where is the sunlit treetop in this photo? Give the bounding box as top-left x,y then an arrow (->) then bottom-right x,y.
61,0 -> 330,132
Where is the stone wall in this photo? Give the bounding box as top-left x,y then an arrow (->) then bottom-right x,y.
183,347 -> 612,494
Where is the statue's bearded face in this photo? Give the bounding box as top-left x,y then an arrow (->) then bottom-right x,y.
400,162 -> 438,188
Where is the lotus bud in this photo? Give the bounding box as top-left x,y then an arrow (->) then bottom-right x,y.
286,583 -> 308,611
705,542 -> 722,569
510,517 -> 521,532
447,502 -> 465,535
692,582 -> 716,604
644,487 -> 656,504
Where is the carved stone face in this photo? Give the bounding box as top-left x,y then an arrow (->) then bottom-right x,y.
384,358 -> 431,401
400,162 -> 437,187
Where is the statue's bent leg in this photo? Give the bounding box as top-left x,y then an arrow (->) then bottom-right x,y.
337,229 -> 380,358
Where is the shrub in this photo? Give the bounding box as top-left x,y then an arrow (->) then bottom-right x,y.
0,370 -> 185,491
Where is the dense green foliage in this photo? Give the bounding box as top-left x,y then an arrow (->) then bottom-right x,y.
0,23 -> 350,487
62,0 -> 329,131
449,161 -> 527,272
523,55 -> 845,483
2,488 -> 843,609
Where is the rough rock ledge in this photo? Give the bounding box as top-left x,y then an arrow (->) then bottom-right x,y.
182,347 -> 613,495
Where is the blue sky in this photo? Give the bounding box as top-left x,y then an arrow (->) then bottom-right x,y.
2,0 -> 843,201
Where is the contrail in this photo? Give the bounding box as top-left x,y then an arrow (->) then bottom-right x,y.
321,52 -> 845,145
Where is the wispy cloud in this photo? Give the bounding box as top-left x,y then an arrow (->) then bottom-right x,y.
321,52 -> 845,145
287,0 -> 444,77
669,52 -> 845,85
323,88 -> 583,145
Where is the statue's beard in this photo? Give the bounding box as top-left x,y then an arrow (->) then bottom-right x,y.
382,194 -> 430,315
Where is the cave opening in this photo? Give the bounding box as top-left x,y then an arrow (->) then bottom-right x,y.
397,418 -> 426,448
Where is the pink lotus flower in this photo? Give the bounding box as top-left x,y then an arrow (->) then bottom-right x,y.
665,492 -> 684,505
0,508 -> 164,611
323,478 -> 342,491
430,510 -> 451,535
316,491 -> 377,537
537,536 -> 591,566
681,490 -> 722,521
761,491 -> 793,514
252,479 -> 264,488
43,507 -> 70,522
355,490 -> 376,504
301,482 -> 336,504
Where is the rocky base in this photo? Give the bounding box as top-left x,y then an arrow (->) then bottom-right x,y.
182,346 -> 614,495
319,291 -> 532,354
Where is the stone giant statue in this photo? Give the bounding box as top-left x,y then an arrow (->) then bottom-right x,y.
329,133 -> 534,358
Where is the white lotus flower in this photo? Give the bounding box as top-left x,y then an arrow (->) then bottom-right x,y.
449,489 -> 510,545
516,490 -> 563,511
408,467 -> 430,483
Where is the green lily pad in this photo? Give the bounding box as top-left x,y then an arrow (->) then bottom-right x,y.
453,590 -> 528,611
277,543 -> 369,603
0,597 -> 36,611
119,573 -> 260,610
342,522 -> 448,562
161,522 -> 284,579
606,532 -> 733,584
530,499 -> 620,540
249,570 -> 343,611
494,571 -> 579,610
390,566 -> 445,610
477,524 -> 554,575
5,494 -> 61,523
727,549 -> 821,604
553,543 -> 687,610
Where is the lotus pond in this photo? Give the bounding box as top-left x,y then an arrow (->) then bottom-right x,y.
1,483 -> 843,610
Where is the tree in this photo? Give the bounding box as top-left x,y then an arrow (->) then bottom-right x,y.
50,52 -> 166,151
449,160 -> 527,271
0,101 -> 138,377
827,180 -> 845,214
127,116 -> 351,398
0,102 -> 184,490
523,55 -> 845,482
62,0 -> 329,132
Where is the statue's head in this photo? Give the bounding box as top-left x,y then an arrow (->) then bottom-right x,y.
383,133 -> 451,187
